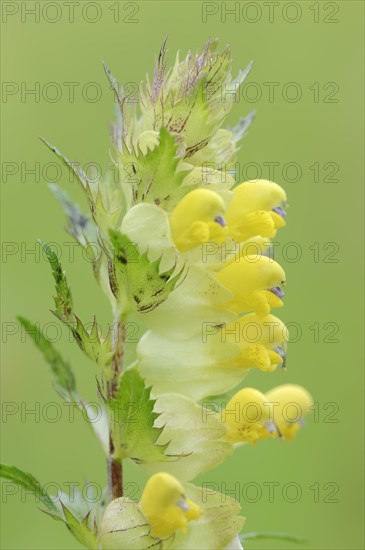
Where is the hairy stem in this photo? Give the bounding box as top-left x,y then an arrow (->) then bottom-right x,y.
108,437 -> 123,500
107,317 -> 126,499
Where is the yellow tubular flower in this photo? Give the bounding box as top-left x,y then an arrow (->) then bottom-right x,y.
216,255 -> 286,317
223,313 -> 289,372
139,472 -> 203,539
170,189 -> 227,252
222,388 -> 271,444
225,179 -> 287,241
266,384 -> 313,440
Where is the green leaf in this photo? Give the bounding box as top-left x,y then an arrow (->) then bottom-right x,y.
17,316 -> 76,394
119,127 -> 191,210
41,138 -> 125,235
102,60 -> 138,150
102,61 -> 123,108
0,464 -> 56,511
89,184 -> 124,236
52,313 -> 113,369
240,532 -> 306,544
0,466 -> 101,549
49,184 -> 96,248
229,110 -> 256,144
107,368 -> 169,463
40,137 -> 88,191
49,184 -> 106,285
46,502 -> 99,550
40,239 -> 112,368
109,230 -> 182,314
16,317 -> 109,451
17,315 -> 110,453
40,240 -> 73,321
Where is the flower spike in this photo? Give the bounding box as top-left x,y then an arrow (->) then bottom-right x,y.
6,39 -> 312,550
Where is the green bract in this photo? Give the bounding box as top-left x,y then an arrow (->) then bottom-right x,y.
99,483 -> 244,550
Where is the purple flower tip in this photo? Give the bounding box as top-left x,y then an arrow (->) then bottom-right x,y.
272,206 -> 287,218
269,286 -> 285,299
214,215 -> 226,227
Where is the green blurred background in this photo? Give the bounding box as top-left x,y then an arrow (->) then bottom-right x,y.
1,1 -> 364,548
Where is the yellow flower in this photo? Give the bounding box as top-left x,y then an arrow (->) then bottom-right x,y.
265,384 -> 313,440
216,255 -> 286,316
221,384 -> 313,445
140,472 -> 203,538
222,388 -> 270,444
223,313 -> 289,372
225,179 -> 287,241
170,189 -> 227,251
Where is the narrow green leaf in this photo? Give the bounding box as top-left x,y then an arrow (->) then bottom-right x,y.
52,312 -> 113,369
39,240 -> 73,321
1,466 -> 100,548
229,110 -> 255,143
102,61 -> 123,110
107,368 -> 169,463
49,184 -> 96,248
39,137 -> 87,191
43,502 -> 99,549
49,184 -> 105,285
0,464 -> 57,511
240,532 -> 306,544
17,316 -> 76,393
16,318 -> 108,451
60,502 -> 98,549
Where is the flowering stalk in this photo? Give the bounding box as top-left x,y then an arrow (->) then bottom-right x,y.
1,39 -> 312,550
